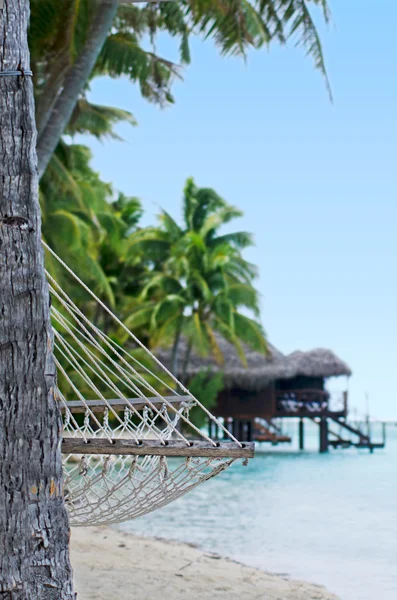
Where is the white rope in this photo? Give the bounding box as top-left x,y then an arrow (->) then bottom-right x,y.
52,305 -> 172,404
52,311 -> 175,442
44,241 -> 240,445
48,275 -> 221,445
64,452 -> 235,526
40,242 -> 250,526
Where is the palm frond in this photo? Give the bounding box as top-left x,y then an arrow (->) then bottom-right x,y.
200,205 -> 243,239
211,231 -> 254,249
203,322 -> 225,365
124,302 -> 156,330
83,254 -> 116,308
42,153 -> 84,209
158,210 -> 183,240
233,312 -> 267,354
67,100 -> 137,140
213,317 -> 247,367
140,273 -> 183,300
227,283 -> 261,316
150,313 -> 182,348
149,295 -> 185,330
183,177 -> 198,230
96,31 -> 181,106
282,0 -> 332,100
190,312 -> 210,356
46,209 -> 86,250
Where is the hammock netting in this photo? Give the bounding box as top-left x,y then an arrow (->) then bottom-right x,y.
44,243 -> 253,527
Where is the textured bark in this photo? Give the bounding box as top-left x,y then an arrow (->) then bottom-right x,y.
35,57 -> 70,139
36,0 -> 118,178
0,1 -> 75,598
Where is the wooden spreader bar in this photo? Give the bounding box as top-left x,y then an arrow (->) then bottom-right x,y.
62,438 -> 255,459
61,395 -> 192,414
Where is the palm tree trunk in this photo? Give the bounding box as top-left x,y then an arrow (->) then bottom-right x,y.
181,338 -> 194,383
0,2 -> 75,597
36,0 -> 119,178
35,0 -> 86,137
171,317 -> 183,376
35,55 -> 70,138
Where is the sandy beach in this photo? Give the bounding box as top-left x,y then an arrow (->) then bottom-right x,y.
71,526 -> 339,600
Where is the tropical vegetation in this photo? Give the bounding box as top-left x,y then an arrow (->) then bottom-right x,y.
30,0 -> 332,394
125,178 -> 266,371
0,1 -> 336,591
30,0 -> 332,176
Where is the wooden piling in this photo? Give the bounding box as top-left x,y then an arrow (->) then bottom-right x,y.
238,420 -> 244,442
299,418 -> 304,450
214,421 -> 219,440
319,418 -> 329,453
246,420 -> 253,442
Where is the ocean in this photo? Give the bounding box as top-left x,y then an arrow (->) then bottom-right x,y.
117,422 -> 397,600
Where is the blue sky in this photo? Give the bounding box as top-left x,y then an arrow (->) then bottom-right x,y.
80,1 -> 397,419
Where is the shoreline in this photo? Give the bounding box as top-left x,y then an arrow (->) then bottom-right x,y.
71,526 -> 339,599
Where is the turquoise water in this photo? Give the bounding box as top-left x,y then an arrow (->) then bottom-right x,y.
117,423 -> 397,600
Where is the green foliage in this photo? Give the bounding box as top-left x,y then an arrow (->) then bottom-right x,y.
67,101 -> 137,140
41,140 -> 145,312
187,370 -> 225,429
41,147 -> 266,381
28,0 -> 331,411
29,0 -> 332,155
126,177 -> 267,366
42,152 -> 264,403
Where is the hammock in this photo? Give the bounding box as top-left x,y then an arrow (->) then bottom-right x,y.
44,243 -> 254,526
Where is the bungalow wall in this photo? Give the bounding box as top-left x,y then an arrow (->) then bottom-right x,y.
213,385 -> 275,419
276,375 -> 325,391
213,376 -> 329,421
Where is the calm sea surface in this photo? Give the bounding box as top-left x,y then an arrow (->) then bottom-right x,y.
117,422 -> 397,600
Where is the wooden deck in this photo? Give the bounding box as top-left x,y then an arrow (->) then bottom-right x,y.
253,420 -> 291,444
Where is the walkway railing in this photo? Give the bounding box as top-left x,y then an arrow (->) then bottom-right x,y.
276,389 -> 348,417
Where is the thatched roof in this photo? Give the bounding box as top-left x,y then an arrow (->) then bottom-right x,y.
285,349 -> 352,380
157,336 -> 352,391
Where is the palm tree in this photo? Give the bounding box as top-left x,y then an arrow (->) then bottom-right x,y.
126,178 -> 267,374
41,142 -> 117,309
41,141 -> 145,318
29,0 -> 332,177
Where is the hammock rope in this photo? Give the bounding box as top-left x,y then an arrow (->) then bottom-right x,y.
43,242 -> 254,526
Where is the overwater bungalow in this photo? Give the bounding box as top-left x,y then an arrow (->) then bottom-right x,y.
159,337 -> 385,453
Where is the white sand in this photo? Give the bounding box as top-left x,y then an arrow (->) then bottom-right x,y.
71,526 -> 339,600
